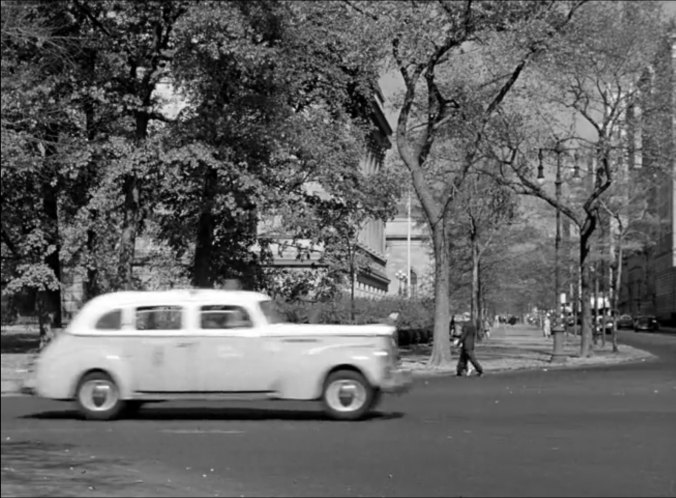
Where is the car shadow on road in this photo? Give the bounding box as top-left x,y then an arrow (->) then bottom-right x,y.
21,406 -> 405,422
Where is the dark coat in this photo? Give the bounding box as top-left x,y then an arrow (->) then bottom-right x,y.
459,322 -> 477,351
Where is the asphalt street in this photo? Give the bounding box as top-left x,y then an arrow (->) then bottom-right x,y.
2,329 -> 675,497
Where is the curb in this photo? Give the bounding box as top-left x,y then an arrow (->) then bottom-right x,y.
401,350 -> 658,379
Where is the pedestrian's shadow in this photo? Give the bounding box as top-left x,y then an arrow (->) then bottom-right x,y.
22,406 -> 404,422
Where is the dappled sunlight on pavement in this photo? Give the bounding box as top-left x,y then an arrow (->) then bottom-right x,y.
0,439 -> 209,497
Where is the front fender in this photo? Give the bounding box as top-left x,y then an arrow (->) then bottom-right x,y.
274,348 -> 381,400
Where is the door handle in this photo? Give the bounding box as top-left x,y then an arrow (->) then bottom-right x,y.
176,342 -> 196,348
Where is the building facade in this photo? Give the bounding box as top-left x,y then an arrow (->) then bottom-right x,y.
620,32 -> 676,324
384,198 -> 431,297
259,89 -> 394,298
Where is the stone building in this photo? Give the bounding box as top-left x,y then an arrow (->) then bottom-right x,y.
259,89 -> 394,298
620,31 -> 676,324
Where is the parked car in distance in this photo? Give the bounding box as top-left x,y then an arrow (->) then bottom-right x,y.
616,314 -> 634,330
633,315 -> 659,332
594,315 -> 614,335
24,289 -> 412,421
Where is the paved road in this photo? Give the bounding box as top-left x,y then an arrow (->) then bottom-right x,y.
2,330 -> 675,497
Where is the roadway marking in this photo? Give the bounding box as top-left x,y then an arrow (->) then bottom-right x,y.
160,429 -> 244,435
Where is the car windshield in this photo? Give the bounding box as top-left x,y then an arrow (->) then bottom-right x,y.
259,300 -> 287,324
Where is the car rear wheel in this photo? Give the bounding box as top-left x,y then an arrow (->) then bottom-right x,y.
76,371 -> 124,421
322,370 -> 374,421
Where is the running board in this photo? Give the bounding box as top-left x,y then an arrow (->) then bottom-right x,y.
131,391 -> 279,401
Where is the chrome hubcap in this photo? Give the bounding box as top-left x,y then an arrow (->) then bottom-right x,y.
325,379 -> 367,413
79,379 -> 118,412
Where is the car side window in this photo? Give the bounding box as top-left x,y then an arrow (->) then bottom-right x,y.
200,305 -> 253,330
95,309 -> 122,330
135,306 -> 183,330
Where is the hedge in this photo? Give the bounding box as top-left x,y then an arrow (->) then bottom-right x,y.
273,294 -> 435,346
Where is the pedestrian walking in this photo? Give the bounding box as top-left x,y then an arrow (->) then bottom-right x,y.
483,318 -> 491,339
455,322 -> 483,377
543,314 -> 551,338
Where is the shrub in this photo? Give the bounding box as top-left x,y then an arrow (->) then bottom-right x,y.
272,294 -> 435,345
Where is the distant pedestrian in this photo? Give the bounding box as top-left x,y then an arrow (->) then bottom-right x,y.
456,322 -> 483,377
483,318 -> 491,339
543,315 -> 551,338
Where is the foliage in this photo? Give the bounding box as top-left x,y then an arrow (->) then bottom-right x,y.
1,0 -> 401,314
345,0 -> 587,366
490,0 -> 669,356
272,293 -> 435,345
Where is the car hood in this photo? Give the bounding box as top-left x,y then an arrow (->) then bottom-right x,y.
266,323 -> 396,337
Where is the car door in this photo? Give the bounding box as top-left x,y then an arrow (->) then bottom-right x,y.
198,304 -> 272,392
129,304 -> 199,392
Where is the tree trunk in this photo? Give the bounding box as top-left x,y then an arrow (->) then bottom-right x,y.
610,243 -> 623,353
117,112 -> 149,290
85,219 -> 99,302
471,236 -> 482,341
350,253 -> 356,324
83,59 -> 99,301
192,168 -> 218,288
42,180 -> 63,328
592,263 -> 599,346
428,220 -> 452,367
599,261 -> 605,348
117,173 -> 139,290
36,291 -> 55,349
41,124 -> 63,328
579,226 -> 594,357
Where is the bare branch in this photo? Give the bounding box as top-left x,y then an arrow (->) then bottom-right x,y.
342,0 -> 379,21
73,0 -> 112,37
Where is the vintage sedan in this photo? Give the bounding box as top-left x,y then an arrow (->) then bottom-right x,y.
616,314 -> 634,330
633,315 -> 659,332
26,289 -> 411,421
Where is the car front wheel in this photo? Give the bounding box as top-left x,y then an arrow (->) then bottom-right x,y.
76,371 -> 124,421
322,370 -> 374,421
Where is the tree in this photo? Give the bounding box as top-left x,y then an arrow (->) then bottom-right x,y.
163,0 -> 397,291
1,0 -> 86,336
454,169 -> 517,335
3,0 -> 192,298
494,0 -> 668,356
349,0 -> 585,366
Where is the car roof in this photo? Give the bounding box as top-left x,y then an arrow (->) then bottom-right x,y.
82,289 -> 271,310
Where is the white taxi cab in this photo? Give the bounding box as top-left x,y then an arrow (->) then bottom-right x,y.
27,289 -> 411,421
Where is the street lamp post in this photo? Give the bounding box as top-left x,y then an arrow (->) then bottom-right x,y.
395,270 -> 407,296
538,142 -> 580,363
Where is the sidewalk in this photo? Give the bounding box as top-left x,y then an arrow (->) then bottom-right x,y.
0,324 -> 658,394
398,323 -> 657,377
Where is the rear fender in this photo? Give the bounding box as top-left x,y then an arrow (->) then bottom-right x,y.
68,355 -> 134,399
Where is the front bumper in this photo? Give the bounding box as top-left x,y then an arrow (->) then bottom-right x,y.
381,368 -> 413,394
